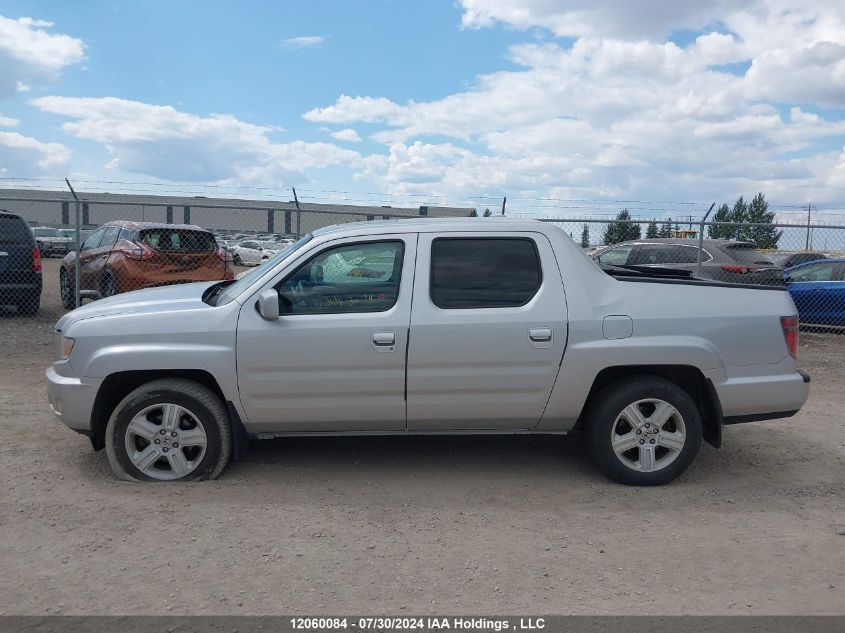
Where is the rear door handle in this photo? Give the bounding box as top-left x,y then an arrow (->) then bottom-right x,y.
372,331 -> 395,346
529,327 -> 552,342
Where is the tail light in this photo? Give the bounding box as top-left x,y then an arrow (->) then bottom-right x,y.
32,247 -> 42,272
781,315 -> 799,359
721,265 -> 760,274
118,241 -> 155,261
216,246 -> 227,262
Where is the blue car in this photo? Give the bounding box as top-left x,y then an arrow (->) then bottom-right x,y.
785,258 -> 845,327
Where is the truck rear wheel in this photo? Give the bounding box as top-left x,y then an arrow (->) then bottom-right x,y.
105,378 -> 232,482
585,375 -> 702,485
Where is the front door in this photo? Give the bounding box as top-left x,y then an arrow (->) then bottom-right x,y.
406,233 -> 568,430
236,234 -> 417,433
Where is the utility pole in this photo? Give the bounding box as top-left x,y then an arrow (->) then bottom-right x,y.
805,202 -> 811,250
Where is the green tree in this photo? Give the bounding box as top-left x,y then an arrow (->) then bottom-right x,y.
745,192 -> 781,248
659,217 -> 673,238
469,209 -> 478,217
731,196 -> 750,241
603,209 -> 642,245
646,219 -> 659,238
580,223 -> 590,249
482,208 -> 492,217
708,203 -> 732,239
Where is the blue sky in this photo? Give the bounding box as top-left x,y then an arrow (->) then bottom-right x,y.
1,0 -> 845,219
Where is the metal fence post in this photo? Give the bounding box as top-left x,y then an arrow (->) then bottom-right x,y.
696,203 -> 715,277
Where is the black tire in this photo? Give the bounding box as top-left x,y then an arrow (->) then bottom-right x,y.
100,271 -> 118,298
105,378 -> 232,482
17,293 -> 40,316
60,269 -> 76,310
233,253 -> 242,265
585,375 -> 702,486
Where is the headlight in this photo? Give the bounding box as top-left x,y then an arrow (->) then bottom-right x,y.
61,337 -> 75,360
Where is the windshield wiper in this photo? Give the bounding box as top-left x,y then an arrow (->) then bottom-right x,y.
600,264 -> 693,278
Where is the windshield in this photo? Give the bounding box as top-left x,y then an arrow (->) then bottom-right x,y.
34,227 -> 62,237
216,234 -> 312,305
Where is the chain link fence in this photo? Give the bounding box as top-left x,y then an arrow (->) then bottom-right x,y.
1,194 -> 844,334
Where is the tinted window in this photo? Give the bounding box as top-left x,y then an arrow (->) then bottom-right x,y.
118,228 -> 135,242
81,228 -> 106,251
0,215 -> 33,245
430,238 -> 541,309
596,244 -> 633,265
633,244 -> 701,265
33,227 -> 62,237
99,226 -> 121,249
723,244 -> 775,265
140,229 -> 216,253
240,241 -> 258,249
788,262 -> 842,282
278,240 -> 404,315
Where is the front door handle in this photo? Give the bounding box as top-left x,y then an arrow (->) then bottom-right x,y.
529,327 -> 552,342
372,331 -> 395,346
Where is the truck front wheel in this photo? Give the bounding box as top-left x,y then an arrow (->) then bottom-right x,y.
105,378 -> 232,482
585,375 -> 702,485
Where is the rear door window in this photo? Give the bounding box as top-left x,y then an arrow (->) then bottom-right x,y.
430,237 -> 542,309
99,226 -> 121,249
81,228 -> 107,251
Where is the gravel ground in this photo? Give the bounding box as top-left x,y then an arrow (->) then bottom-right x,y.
0,259 -> 843,615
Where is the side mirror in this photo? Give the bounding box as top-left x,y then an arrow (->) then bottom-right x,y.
257,288 -> 280,321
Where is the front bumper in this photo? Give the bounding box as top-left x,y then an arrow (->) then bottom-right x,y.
45,366 -> 100,432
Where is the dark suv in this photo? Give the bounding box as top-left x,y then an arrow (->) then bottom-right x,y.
592,238 -> 784,285
0,210 -> 42,315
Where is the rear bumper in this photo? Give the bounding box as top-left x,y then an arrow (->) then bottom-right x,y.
45,366 -> 100,432
707,364 -> 810,420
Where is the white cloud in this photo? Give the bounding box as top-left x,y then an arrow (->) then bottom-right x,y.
304,95 -> 405,124
0,14 -> 84,98
280,36 -> 325,49
0,130 -> 70,173
0,114 -> 19,127
458,0 -> 756,40
299,0 -> 845,208
329,128 -> 362,142
31,96 -> 364,183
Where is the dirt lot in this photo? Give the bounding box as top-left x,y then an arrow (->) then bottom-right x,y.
0,259 -> 843,615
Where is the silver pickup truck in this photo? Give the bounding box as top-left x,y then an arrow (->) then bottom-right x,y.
46,219 -> 810,485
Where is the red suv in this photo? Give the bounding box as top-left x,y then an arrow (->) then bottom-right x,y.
59,221 -> 233,309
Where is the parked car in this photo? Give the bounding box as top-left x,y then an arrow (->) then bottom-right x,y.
592,238 -> 785,285
771,252 -> 828,268
0,210 -> 42,315
47,219 -> 809,485
32,226 -> 72,257
784,258 -> 845,327
58,221 -> 233,309
229,240 -> 276,266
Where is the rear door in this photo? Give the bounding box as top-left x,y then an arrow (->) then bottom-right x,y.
88,226 -> 120,290
406,232 -> 567,430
